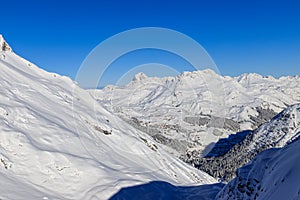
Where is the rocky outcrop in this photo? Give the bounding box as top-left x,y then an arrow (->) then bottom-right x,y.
0,35 -> 12,52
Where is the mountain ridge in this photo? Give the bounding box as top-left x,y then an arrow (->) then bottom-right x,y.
186,103 -> 300,181
94,67 -> 300,159
216,138 -> 300,200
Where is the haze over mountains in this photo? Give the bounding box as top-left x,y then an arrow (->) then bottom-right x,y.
0,35 -> 299,199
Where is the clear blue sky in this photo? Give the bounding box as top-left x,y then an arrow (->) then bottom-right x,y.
1,0 -> 300,86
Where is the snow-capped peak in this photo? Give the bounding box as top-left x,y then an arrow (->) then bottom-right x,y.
0,35 -> 12,52
133,72 -> 148,81
0,34 -> 4,43
180,69 -> 218,78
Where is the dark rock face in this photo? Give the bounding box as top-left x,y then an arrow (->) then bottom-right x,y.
0,36 -> 12,52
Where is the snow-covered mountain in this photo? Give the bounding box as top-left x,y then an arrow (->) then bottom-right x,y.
187,103 -> 300,181
109,136 -> 300,200
2,34 -> 299,199
108,104 -> 300,200
216,138 -> 300,200
0,36 -> 216,199
93,69 -> 300,158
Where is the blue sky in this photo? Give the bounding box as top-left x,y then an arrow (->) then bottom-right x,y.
1,0 -> 300,86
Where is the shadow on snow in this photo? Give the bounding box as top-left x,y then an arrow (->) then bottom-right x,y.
110,181 -> 224,200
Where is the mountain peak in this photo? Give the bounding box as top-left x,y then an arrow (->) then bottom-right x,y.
133,72 -> 148,81
181,69 -> 218,76
0,34 -> 12,52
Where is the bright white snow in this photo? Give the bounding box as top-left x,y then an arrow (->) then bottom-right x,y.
93,69 -> 300,156
0,37 -> 216,199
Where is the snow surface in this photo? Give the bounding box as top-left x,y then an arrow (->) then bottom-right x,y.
185,104 -> 300,181
249,103 -> 300,149
216,138 -> 300,200
0,37 -> 216,199
93,68 -> 300,157
1,35 -> 299,200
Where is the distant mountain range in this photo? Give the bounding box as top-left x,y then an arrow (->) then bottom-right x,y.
94,67 -> 300,159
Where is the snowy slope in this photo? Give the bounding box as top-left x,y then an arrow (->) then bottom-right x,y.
0,36 -> 216,199
93,69 -> 300,157
216,138 -> 300,200
111,109 -> 300,200
188,104 -> 300,181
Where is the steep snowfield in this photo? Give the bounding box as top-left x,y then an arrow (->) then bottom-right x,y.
0,36 -> 216,199
188,104 -> 300,181
93,69 -> 300,157
216,138 -> 300,200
